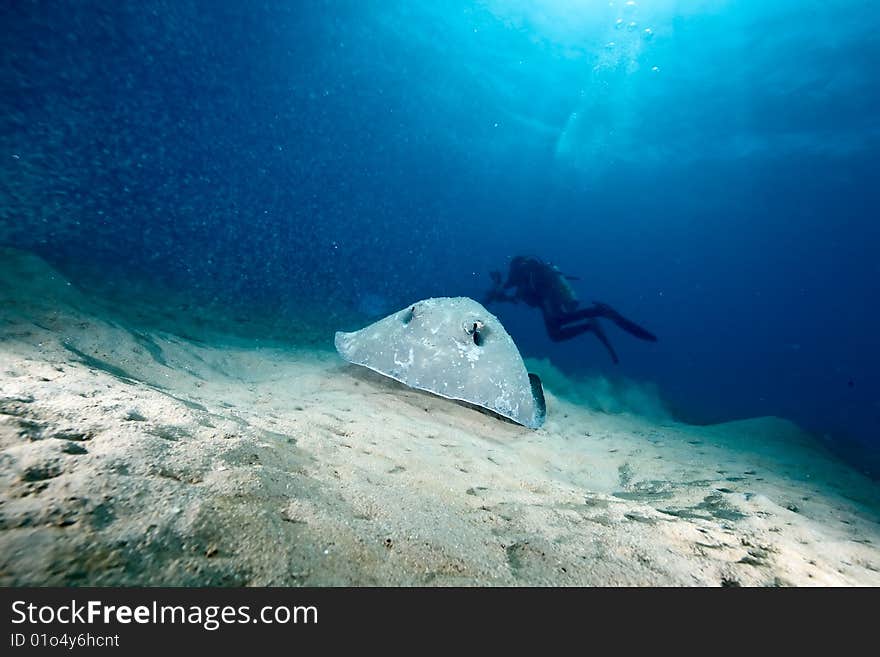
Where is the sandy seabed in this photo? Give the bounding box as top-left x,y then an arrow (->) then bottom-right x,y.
1,248 -> 878,586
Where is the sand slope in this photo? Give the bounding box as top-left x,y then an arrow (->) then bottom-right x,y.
1,248 -> 878,586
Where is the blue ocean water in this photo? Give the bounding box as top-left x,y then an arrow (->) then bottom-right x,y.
2,2 -> 878,462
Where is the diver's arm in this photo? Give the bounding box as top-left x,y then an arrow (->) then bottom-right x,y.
485,271 -> 518,305
491,289 -> 518,304
485,286 -> 518,305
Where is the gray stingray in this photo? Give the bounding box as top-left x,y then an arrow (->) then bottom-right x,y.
334,297 -> 546,428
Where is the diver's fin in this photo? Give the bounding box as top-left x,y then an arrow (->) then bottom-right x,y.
592,301 -> 658,342
590,319 -> 620,364
612,315 -> 657,342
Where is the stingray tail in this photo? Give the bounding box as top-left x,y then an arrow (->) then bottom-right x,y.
528,373 -> 546,428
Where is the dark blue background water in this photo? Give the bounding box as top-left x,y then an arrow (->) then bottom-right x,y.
2,1 -> 878,457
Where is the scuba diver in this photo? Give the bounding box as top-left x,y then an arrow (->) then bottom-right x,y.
484,256 -> 657,364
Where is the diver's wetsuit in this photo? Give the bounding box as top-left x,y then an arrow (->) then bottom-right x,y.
484,256 -> 657,364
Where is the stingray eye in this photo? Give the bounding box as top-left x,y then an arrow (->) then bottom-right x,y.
472,320 -> 486,346
401,307 -> 414,324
